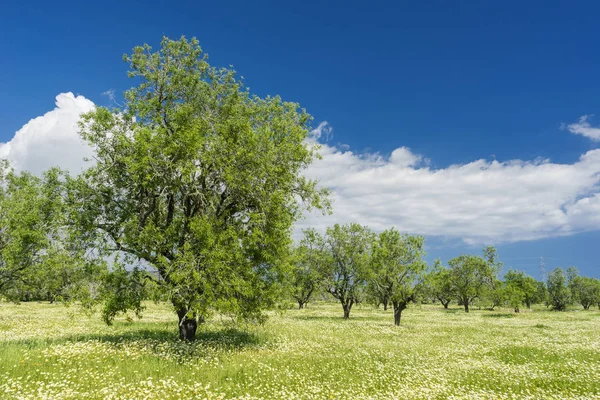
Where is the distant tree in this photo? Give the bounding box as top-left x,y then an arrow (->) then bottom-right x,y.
567,268 -> 600,310
289,229 -> 329,309
534,281 -> 549,307
448,246 -> 500,313
323,223 -> 372,319
368,229 -> 426,326
547,268 -> 571,311
0,163 -> 99,303
504,269 -> 538,310
70,37 -> 328,340
485,279 -> 506,311
425,259 -> 455,309
503,284 -> 523,313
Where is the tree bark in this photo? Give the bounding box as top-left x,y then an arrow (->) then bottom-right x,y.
298,301 -> 304,309
442,300 -> 450,309
383,297 -> 388,311
464,302 -> 469,313
177,309 -> 198,341
342,300 -> 353,319
393,302 -> 407,326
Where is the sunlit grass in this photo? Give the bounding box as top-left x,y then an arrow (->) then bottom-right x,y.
1,301 -> 599,399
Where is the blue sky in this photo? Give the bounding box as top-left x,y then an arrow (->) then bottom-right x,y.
2,0 -> 600,278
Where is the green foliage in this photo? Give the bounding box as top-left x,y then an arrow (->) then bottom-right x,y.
323,223 -> 373,318
484,279 -> 506,311
289,229 -> 329,309
0,163 -> 101,303
369,228 -> 426,325
547,268 -> 571,311
424,259 -> 455,309
567,267 -> 600,310
70,36 -> 328,338
503,269 -> 539,311
448,246 -> 499,312
99,265 -> 147,325
534,281 -> 549,306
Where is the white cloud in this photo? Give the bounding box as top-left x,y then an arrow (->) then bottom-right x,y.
300,125 -> 600,244
4,94 -> 600,244
567,115 -> 600,141
310,121 -> 333,141
0,92 -> 94,175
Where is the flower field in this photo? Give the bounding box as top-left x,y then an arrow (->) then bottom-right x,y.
1,302 -> 599,399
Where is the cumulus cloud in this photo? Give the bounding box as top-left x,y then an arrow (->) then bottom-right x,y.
299,125 -> 600,244
0,92 -> 95,175
567,115 -> 600,141
4,94 -> 600,244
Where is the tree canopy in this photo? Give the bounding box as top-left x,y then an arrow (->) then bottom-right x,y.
70,36 -> 328,340
323,223 -> 372,319
448,247 -> 500,313
370,229 -> 426,325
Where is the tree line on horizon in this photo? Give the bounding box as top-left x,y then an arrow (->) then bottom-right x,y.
1,37 -> 599,341
288,224 -> 600,325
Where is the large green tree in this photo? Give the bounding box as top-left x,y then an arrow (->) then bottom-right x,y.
448,246 -> 500,313
369,229 -> 426,326
71,37 -> 328,340
324,223 -> 372,319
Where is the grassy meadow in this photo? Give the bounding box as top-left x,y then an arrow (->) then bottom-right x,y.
0,301 -> 599,399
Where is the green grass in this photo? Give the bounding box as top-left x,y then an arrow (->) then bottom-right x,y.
1,302 -> 599,399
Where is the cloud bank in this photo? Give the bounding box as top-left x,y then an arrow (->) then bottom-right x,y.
3,94 -> 600,244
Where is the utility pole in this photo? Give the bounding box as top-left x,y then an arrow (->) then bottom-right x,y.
539,257 -> 547,282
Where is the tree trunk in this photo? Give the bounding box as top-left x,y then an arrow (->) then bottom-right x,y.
464,302 -> 469,313
383,298 -> 388,311
442,300 -> 449,309
177,309 -> 198,341
393,302 -> 406,326
298,301 -> 304,309
342,300 -> 353,319
514,306 -> 520,313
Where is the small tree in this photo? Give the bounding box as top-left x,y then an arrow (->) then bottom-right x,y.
547,268 -> 571,311
504,269 -> 538,310
324,223 -> 372,319
534,281 -> 549,307
504,283 -> 524,313
369,229 -> 426,326
425,259 -> 455,309
485,279 -> 506,311
448,246 -> 500,313
289,229 -> 328,309
567,268 -> 600,310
